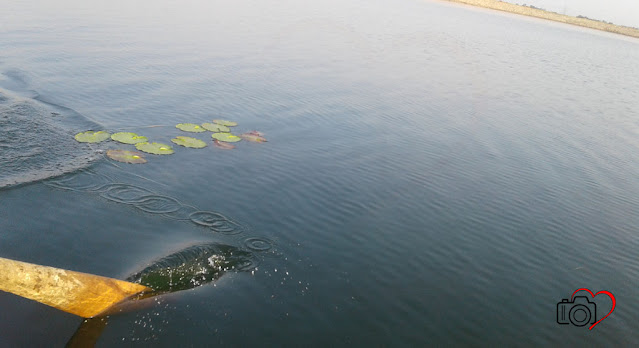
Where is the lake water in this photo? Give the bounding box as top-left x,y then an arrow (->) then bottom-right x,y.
1,0 -> 639,346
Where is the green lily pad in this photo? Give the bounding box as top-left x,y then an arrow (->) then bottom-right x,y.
135,142 -> 175,155
106,149 -> 147,164
171,136 -> 207,148
201,123 -> 230,132
74,131 -> 111,143
211,133 -> 241,143
111,132 -> 148,144
212,119 -> 237,127
176,123 -> 206,132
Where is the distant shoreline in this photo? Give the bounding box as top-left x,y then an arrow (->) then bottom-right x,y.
444,0 -> 639,39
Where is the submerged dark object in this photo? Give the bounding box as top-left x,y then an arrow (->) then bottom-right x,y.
126,243 -> 256,294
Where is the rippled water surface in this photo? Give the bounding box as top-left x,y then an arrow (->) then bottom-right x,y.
1,0 -> 639,346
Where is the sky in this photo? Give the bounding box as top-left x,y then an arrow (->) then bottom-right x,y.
504,0 -> 639,28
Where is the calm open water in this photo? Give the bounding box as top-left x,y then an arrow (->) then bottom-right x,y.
1,0 -> 639,346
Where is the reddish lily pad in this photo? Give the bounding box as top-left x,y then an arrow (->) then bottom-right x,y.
240,133 -> 267,142
213,139 -> 235,149
106,149 -> 147,164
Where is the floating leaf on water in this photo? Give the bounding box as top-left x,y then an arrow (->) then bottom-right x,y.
201,123 -> 230,132
106,149 -> 147,164
74,131 -> 111,143
111,132 -> 148,144
212,119 -> 237,127
176,123 -> 206,132
171,136 -> 207,148
211,133 -> 241,143
213,139 -> 235,149
239,133 -> 267,142
135,142 -> 174,155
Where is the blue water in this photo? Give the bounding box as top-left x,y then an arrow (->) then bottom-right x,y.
1,0 -> 639,346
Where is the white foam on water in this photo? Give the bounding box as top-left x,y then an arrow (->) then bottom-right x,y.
0,86 -> 103,188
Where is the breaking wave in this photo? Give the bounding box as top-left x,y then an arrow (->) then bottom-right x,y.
126,243 -> 258,293
0,86 -> 103,189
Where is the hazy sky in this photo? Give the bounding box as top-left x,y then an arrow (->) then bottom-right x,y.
504,0 -> 639,28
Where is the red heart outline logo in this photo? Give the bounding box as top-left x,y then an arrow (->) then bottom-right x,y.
571,288 -> 616,330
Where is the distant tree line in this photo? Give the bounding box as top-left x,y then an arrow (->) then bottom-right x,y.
521,4 -> 545,11
522,4 -> 546,11
517,1 -> 638,30
576,15 -> 613,25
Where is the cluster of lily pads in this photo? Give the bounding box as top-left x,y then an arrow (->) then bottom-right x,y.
74,119 -> 267,164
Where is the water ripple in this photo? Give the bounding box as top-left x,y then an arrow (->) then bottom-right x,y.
99,183 -> 154,203
46,170 -> 250,236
